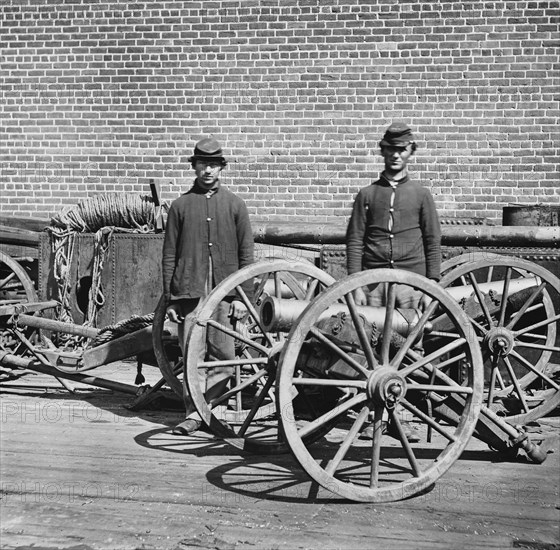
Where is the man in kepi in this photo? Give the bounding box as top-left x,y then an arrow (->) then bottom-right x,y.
162,138 -> 254,436
345,122 -> 442,442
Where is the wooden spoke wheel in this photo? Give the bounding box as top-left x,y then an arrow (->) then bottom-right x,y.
441,252 -> 504,276
0,252 -> 38,354
439,257 -> 560,424
184,259 -> 335,454
0,251 -> 37,305
277,269 -> 483,503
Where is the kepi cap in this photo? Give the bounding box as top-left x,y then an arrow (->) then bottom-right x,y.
189,138 -> 227,164
379,122 -> 415,147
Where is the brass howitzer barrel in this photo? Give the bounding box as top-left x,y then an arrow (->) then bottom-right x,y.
443,275 -> 541,301
260,296 -> 425,336
260,274 -> 541,334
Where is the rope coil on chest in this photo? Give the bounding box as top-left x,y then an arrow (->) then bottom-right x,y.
46,194 -> 163,349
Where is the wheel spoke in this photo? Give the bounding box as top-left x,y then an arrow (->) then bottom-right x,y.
487,353 -> 500,407
199,356 -> 269,369
238,372 -> 276,437
518,332 -> 547,342
387,409 -> 421,477
424,351 -> 467,371
470,317 -> 489,336
400,399 -> 456,442
391,300 -> 439,368
0,272 -> 16,291
309,326 -> 370,378
344,291 -> 377,371
297,392 -> 367,439
407,383 -> 473,395
325,406 -> 370,477
513,312 -> 560,339
254,273 -> 269,301
506,282 -> 546,330
277,271 -> 307,299
205,319 -> 270,354
430,307 -> 487,337
292,377 -> 367,389
235,285 -> 274,347
509,349 -> 560,390
514,341 -> 560,353
380,283 -> 396,364
400,338 -> 467,378
172,360 -> 183,375
468,271 -> 494,328
208,367 -> 268,407
304,278 -> 320,301
498,267 -> 512,326
502,356 -> 530,414
481,349 -> 506,390
274,272 -> 282,298
369,406 -> 384,488
428,330 -> 461,339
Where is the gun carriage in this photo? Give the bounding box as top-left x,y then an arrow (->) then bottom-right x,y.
1,223 -> 559,503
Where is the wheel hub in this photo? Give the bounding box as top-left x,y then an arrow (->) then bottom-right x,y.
484,327 -> 515,356
366,366 -> 407,408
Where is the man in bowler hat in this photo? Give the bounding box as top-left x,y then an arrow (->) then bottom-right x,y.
162,138 -> 254,435
345,122 -> 442,441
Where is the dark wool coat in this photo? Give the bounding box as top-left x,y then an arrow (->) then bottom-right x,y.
346,175 -> 441,280
162,182 -> 254,300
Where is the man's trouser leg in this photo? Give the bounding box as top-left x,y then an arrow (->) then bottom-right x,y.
175,298 -> 202,418
205,300 -> 236,416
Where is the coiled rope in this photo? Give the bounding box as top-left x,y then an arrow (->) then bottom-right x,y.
50,194 -> 158,234
89,313 -> 155,348
46,194 -> 164,349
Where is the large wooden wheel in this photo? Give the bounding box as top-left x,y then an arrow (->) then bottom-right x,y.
0,252 -> 38,355
277,269 -> 483,503
439,257 -> 560,424
441,251 -> 503,276
185,259 -> 335,453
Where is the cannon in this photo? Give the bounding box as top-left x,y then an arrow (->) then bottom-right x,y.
177,256 -> 558,502
2,250 -> 558,503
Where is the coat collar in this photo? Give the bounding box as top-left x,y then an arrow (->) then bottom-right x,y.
378,173 -> 410,187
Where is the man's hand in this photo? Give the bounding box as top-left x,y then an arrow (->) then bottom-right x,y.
229,299 -> 248,320
166,303 -> 184,323
353,287 -> 368,306
419,293 -> 433,313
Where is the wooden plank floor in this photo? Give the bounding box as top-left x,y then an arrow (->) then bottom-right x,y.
1,364 -> 559,550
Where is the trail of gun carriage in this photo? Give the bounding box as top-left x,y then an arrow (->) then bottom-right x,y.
1,199 -> 559,549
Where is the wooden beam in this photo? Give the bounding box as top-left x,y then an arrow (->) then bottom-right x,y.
82,325 -> 154,369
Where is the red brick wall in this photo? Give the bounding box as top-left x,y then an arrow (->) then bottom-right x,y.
1,0 -> 558,224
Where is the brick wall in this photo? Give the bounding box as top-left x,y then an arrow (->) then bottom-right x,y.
1,0 -> 558,224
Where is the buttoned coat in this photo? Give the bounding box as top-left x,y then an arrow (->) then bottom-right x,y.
162,183 -> 254,300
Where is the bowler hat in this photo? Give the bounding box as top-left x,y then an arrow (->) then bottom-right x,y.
188,138 -> 227,164
379,123 -> 415,147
